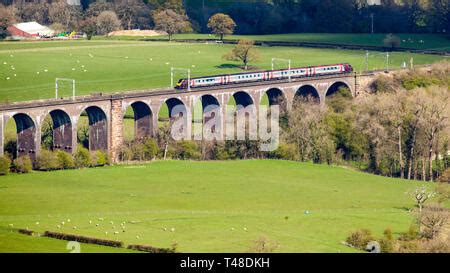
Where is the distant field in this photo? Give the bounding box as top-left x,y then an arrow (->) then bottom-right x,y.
0,40 -> 446,103
0,160 -> 439,253
113,33 -> 450,51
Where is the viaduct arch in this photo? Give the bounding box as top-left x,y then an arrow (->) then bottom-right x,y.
0,73 -> 358,162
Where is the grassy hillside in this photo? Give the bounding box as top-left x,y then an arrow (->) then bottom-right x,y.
116,33 -> 450,51
0,160 -> 436,253
0,40 -> 445,102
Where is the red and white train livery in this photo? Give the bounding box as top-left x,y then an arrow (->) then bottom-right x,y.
175,63 -> 353,89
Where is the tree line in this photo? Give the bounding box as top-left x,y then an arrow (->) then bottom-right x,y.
187,0 -> 449,34
1,0 -> 448,39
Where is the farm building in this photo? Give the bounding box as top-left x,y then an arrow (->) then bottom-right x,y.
7,22 -> 55,39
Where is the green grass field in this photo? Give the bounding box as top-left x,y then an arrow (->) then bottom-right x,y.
111,33 -> 450,51
0,39 -> 446,102
0,160 -> 439,253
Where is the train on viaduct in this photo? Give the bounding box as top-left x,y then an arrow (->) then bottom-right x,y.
0,72 -> 374,163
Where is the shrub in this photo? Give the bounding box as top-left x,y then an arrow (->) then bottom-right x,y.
127,244 -> 176,253
55,150 -> 75,169
119,145 -> 133,162
93,150 -> 108,166
383,228 -> 393,241
36,150 -> 58,171
270,143 -> 299,160
43,231 -> 123,248
0,155 -> 11,175
399,224 -> 419,241
14,156 -> 32,173
397,240 -> 419,253
420,238 -> 450,253
131,142 -> 147,161
177,141 -> 201,160
212,142 -> 230,160
379,237 -> 394,253
370,75 -> 397,93
417,205 -> 448,240
438,168 -> 450,183
379,228 -> 394,253
143,138 -> 158,160
346,229 -> 374,250
74,145 -> 92,168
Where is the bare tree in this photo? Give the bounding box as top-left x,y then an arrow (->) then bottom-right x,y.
223,39 -> 260,70
355,94 -> 388,173
152,9 -> 191,41
418,86 -> 449,182
96,11 -> 121,36
378,92 -> 409,178
408,186 -> 436,213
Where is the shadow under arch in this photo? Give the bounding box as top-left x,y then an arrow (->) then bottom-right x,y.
46,109 -> 73,152
294,85 -> 320,104
326,81 -> 352,98
13,113 -> 37,160
83,106 -> 108,151
128,101 -> 153,140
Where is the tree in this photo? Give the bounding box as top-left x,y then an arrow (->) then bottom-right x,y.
50,22 -> 65,34
96,11 -> 121,36
207,13 -> 236,41
79,17 -> 97,40
86,1 -> 114,17
383,33 -> 401,49
152,9 -> 191,41
418,86 -> 449,182
223,39 -> 260,70
115,0 -> 151,30
0,4 -> 15,39
48,0 -> 81,30
15,2 -> 49,25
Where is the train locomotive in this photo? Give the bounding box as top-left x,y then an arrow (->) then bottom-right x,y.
175,63 -> 353,89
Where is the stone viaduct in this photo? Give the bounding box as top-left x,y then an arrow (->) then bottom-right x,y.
0,72 -> 373,162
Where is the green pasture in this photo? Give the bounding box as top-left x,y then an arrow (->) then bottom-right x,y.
113,33 -> 450,51
0,160 -> 437,253
0,40 -> 445,103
